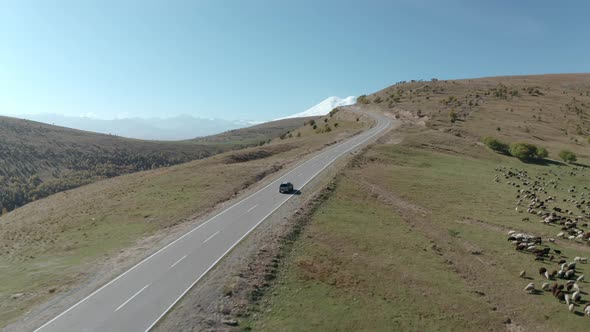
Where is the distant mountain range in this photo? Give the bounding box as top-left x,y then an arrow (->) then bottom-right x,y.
14,96 -> 357,140
17,114 -> 260,141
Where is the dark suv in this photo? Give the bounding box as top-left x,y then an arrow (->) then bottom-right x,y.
279,182 -> 294,193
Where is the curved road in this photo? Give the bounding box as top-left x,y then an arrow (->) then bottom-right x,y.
34,111 -> 392,332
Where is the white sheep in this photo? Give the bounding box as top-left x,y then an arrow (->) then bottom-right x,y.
577,275 -> 585,282
541,282 -> 550,290
519,270 -> 526,278
569,303 -> 575,313
565,294 -> 571,305
524,283 -> 535,293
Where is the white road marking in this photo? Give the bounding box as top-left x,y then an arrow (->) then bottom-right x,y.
247,204 -> 258,212
202,231 -> 220,244
114,284 -> 150,312
170,255 -> 187,269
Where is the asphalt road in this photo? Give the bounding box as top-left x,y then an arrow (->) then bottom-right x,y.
34,111 -> 392,332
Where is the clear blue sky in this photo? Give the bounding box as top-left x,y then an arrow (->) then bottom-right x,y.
1,0 -> 588,121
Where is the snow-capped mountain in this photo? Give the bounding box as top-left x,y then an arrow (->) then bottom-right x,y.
278,96 -> 357,119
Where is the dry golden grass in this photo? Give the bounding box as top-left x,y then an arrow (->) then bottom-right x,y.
364,73 -> 590,160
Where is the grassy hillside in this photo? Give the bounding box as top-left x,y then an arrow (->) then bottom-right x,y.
248,74 -> 590,331
361,73 -> 590,159
0,116 -> 304,214
193,117 -> 318,147
0,110 -> 368,328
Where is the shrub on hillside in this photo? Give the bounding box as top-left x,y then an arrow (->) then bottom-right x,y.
449,110 -> 458,123
357,95 -> 370,104
509,143 -> 547,161
559,150 -> 577,163
483,137 -> 509,154
536,147 -> 549,159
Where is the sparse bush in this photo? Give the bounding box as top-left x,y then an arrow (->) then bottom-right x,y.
448,229 -> 460,237
296,131 -> 301,137
357,95 -> 370,104
374,96 -> 383,103
312,124 -> 317,130
483,137 -> 509,154
536,147 -> 548,159
334,123 -> 338,128
449,110 -> 458,123
559,150 -> 577,163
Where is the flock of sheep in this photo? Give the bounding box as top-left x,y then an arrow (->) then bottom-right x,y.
495,166 -> 590,317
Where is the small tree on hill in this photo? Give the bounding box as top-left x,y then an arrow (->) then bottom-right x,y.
449,110 -> 458,123
536,147 -> 548,159
483,137 -> 509,154
509,143 -> 547,161
559,150 -> 577,163
357,95 -> 370,104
